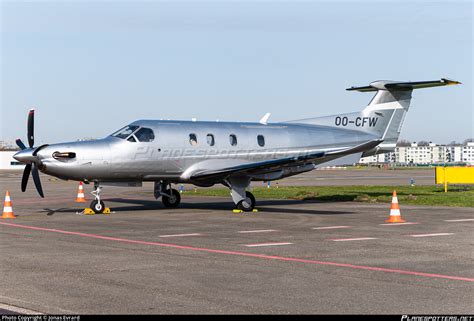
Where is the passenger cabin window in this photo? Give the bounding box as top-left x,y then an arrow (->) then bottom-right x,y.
111,125 -> 139,139
135,127 -> 155,142
207,134 -> 215,146
257,135 -> 265,147
229,134 -> 237,146
189,133 -> 198,146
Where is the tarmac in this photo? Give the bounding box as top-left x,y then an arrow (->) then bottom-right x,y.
0,169 -> 472,314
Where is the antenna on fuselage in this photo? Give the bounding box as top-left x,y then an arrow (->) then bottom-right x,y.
259,113 -> 271,125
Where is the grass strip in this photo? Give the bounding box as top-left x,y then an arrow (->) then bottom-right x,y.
187,185 -> 473,207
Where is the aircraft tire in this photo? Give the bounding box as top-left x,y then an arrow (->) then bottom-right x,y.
90,200 -> 105,214
162,189 -> 181,208
237,191 -> 255,212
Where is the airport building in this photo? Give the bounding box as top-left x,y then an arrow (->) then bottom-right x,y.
461,142 -> 474,164
359,142 -> 474,166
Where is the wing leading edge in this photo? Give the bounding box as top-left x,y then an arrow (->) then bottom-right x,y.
189,139 -> 383,182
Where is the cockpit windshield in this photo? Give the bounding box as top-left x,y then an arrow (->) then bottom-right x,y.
110,125 -> 139,139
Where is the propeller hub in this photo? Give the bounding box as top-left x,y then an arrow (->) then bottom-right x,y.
13,149 -> 37,164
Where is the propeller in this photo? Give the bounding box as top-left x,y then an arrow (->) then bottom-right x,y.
31,162 -> 44,198
28,108 -> 35,148
16,109 -> 46,198
16,139 -> 27,150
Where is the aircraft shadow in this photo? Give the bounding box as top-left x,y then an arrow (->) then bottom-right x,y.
104,198 -> 356,216
40,208 -> 71,216
38,198 -> 356,216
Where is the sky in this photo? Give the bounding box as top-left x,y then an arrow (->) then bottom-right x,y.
1,0 -> 472,145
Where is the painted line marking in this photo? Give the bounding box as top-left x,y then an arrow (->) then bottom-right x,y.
0,222 -> 472,283
238,229 -> 278,234
0,303 -> 43,315
444,219 -> 474,222
159,233 -> 201,238
409,233 -> 454,238
312,226 -> 351,230
379,222 -> 418,226
243,242 -> 293,247
331,237 -> 377,242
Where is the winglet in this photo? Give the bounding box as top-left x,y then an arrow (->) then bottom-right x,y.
259,113 -> 271,125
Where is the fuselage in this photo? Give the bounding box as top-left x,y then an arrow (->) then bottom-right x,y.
15,119 -> 377,183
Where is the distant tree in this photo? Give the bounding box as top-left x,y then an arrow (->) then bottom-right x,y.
397,139 -> 411,147
463,138 -> 474,145
418,141 -> 430,146
0,146 -> 20,151
449,141 -> 458,146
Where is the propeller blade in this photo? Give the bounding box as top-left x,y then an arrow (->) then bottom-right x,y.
21,163 -> 32,192
16,139 -> 27,150
31,162 -> 44,198
27,109 -> 35,148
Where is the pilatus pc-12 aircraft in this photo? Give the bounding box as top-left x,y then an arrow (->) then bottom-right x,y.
14,78 -> 460,213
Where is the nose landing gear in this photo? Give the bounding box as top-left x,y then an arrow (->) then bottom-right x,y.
90,183 -> 105,214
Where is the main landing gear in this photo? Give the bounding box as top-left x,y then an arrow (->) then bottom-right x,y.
236,191 -> 256,212
226,177 -> 256,212
154,181 -> 181,208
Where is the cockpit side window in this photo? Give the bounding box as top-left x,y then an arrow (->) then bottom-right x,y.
127,135 -> 137,143
135,128 -> 155,142
111,125 -> 139,139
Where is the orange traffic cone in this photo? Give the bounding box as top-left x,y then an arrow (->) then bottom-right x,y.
75,182 -> 86,202
2,191 -> 16,219
385,190 -> 405,223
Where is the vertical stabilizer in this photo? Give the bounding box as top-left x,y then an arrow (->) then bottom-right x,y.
288,78 -> 460,156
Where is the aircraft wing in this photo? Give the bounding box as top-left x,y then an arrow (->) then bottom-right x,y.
190,139 -> 382,182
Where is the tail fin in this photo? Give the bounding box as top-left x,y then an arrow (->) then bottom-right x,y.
290,78 -> 461,156
349,78 -> 460,155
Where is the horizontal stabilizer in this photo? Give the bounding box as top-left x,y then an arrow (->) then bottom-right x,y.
347,78 -> 461,92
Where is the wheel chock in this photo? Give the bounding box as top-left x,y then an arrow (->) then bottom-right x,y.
232,209 -> 259,213
77,208 -> 112,215
83,208 -> 95,215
